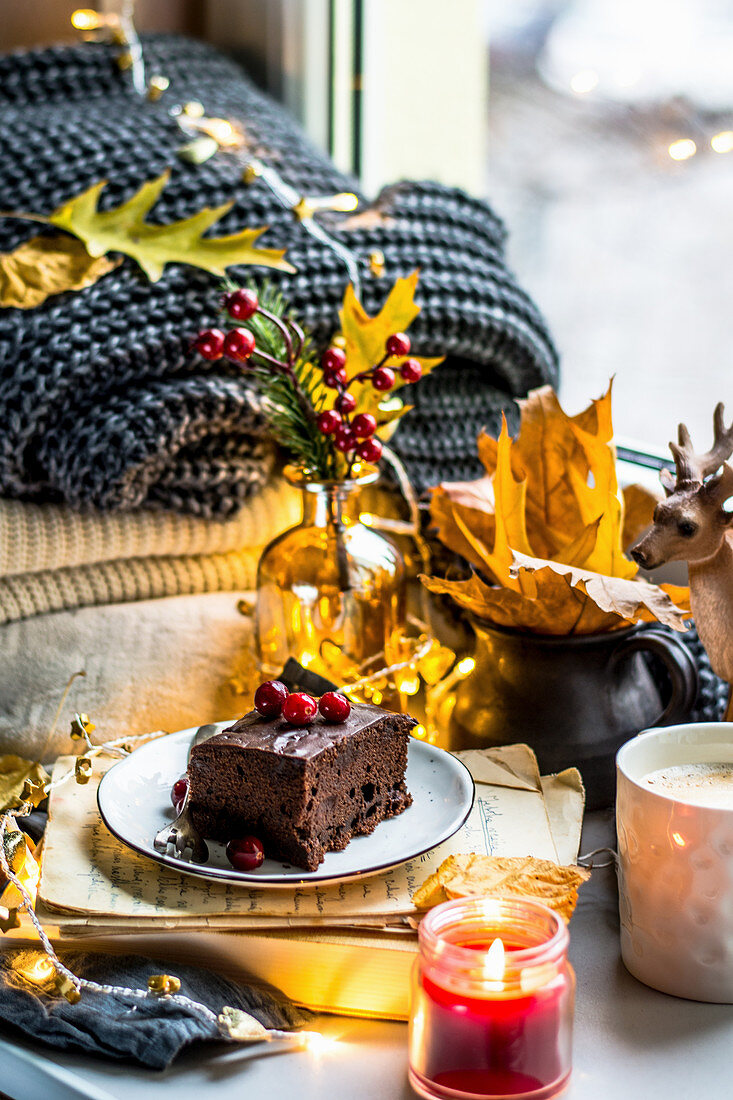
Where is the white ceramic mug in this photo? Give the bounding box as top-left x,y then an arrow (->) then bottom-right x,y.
616,722 -> 733,1003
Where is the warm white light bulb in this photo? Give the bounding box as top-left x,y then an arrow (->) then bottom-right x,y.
570,70 -> 599,95
71,9 -> 101,30
711,131 -> 733,154
668,139 -> 697,161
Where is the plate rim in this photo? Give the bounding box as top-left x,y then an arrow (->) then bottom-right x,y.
97,725 -> 475,888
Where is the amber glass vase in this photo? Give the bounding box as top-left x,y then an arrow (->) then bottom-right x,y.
255,466 -> 406,695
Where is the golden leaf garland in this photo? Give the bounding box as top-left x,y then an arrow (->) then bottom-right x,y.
413,853 -> 590,923
0,170 -> 294,296
0,757 -> 50,814
0,236 -> 120,309
423,384 -> 691,634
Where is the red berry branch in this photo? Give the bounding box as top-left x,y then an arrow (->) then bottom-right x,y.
314,330 -> 422,470
195,288 -> 315,429
193,284 -> 423,479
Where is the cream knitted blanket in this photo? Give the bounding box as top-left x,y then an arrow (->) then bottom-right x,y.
0,478 -> 301,625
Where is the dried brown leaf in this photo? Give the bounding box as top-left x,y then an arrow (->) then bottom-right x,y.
413,853 -> 590,923
510,552 -> 690,632
622,483 -> 661,549
429,489 -> 496,573
421,568 -> 626,634
0,235 -> 119,309
424,383 -> 691,632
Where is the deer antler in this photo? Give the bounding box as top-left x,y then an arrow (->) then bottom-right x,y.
669,403 -> 733,486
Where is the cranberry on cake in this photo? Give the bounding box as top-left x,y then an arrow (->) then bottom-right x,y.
187,683 -> 416,872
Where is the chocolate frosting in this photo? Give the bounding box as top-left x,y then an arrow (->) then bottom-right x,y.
197,703 -> 416,760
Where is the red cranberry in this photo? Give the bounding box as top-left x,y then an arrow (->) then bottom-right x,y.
317,409 -> 342,435
356,437 -> 383,463
223,327 -> 256,362
400,358 -> 422,383
386,332 -> 411,357
336,392 -> 356,414
254,679 -> 289,718
321,346 -> 347,373
319,692 -> 351,723
372,367 -> 395,391
194,329 -> 225,360
334,428 -> 356,453
282,692 -> 318,726
171,776 -> 189,813
324,369 -> 347,389
225,288 -> 259,321
352,413 -> 377,439
226,835 -> 265,872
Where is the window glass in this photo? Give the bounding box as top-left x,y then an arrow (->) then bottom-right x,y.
486,0 -> 733,452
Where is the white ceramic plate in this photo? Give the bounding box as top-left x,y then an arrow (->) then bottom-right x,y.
97,724 -> 475,887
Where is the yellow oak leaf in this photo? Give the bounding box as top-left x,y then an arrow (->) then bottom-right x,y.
4,171 -> 294,283
335,270 -> 443,423
0,235 -> 119,309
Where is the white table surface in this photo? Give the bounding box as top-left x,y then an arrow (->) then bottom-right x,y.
1,812 -> 732,1100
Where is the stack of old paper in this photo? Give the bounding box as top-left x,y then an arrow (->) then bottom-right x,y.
32,743 -> 584,1018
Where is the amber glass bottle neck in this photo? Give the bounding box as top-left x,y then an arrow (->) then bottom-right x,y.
300,482 -> 361,527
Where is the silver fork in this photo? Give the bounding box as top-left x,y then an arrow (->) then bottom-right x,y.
153,724 -> 218,864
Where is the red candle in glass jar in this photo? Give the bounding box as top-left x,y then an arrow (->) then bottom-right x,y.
409,897 -> 574,1100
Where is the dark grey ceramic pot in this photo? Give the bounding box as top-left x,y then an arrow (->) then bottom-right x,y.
448,622 -> 698,810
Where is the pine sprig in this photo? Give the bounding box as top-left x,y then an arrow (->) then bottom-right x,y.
219,282 -> 336,478
196,277 -> 418,478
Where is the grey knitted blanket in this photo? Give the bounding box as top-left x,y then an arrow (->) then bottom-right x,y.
0,35 -> 559,516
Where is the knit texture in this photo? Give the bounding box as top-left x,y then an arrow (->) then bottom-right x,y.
0,476 -> 300,578
0,35 -> 559,516
0,545 -> 262,625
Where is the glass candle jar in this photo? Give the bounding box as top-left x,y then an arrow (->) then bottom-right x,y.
409,897 -> 574,1100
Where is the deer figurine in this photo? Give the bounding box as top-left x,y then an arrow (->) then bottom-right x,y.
630,404 -> 733,706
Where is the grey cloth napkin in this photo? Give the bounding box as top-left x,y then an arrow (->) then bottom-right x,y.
0,949 -> 310,1070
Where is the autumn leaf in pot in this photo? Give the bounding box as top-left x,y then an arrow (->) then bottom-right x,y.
421,384 -> 698,809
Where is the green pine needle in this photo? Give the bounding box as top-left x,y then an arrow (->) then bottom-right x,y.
220,281 -> 336,478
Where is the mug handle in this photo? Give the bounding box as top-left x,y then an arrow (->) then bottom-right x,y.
611,627 -> 698,726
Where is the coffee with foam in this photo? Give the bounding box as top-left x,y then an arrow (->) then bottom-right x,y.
642,763 -> 733,809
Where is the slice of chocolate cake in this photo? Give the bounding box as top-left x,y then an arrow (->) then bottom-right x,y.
187,702 -> 416,872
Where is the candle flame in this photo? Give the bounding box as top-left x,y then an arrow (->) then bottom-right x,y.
484,937 -> 505,982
